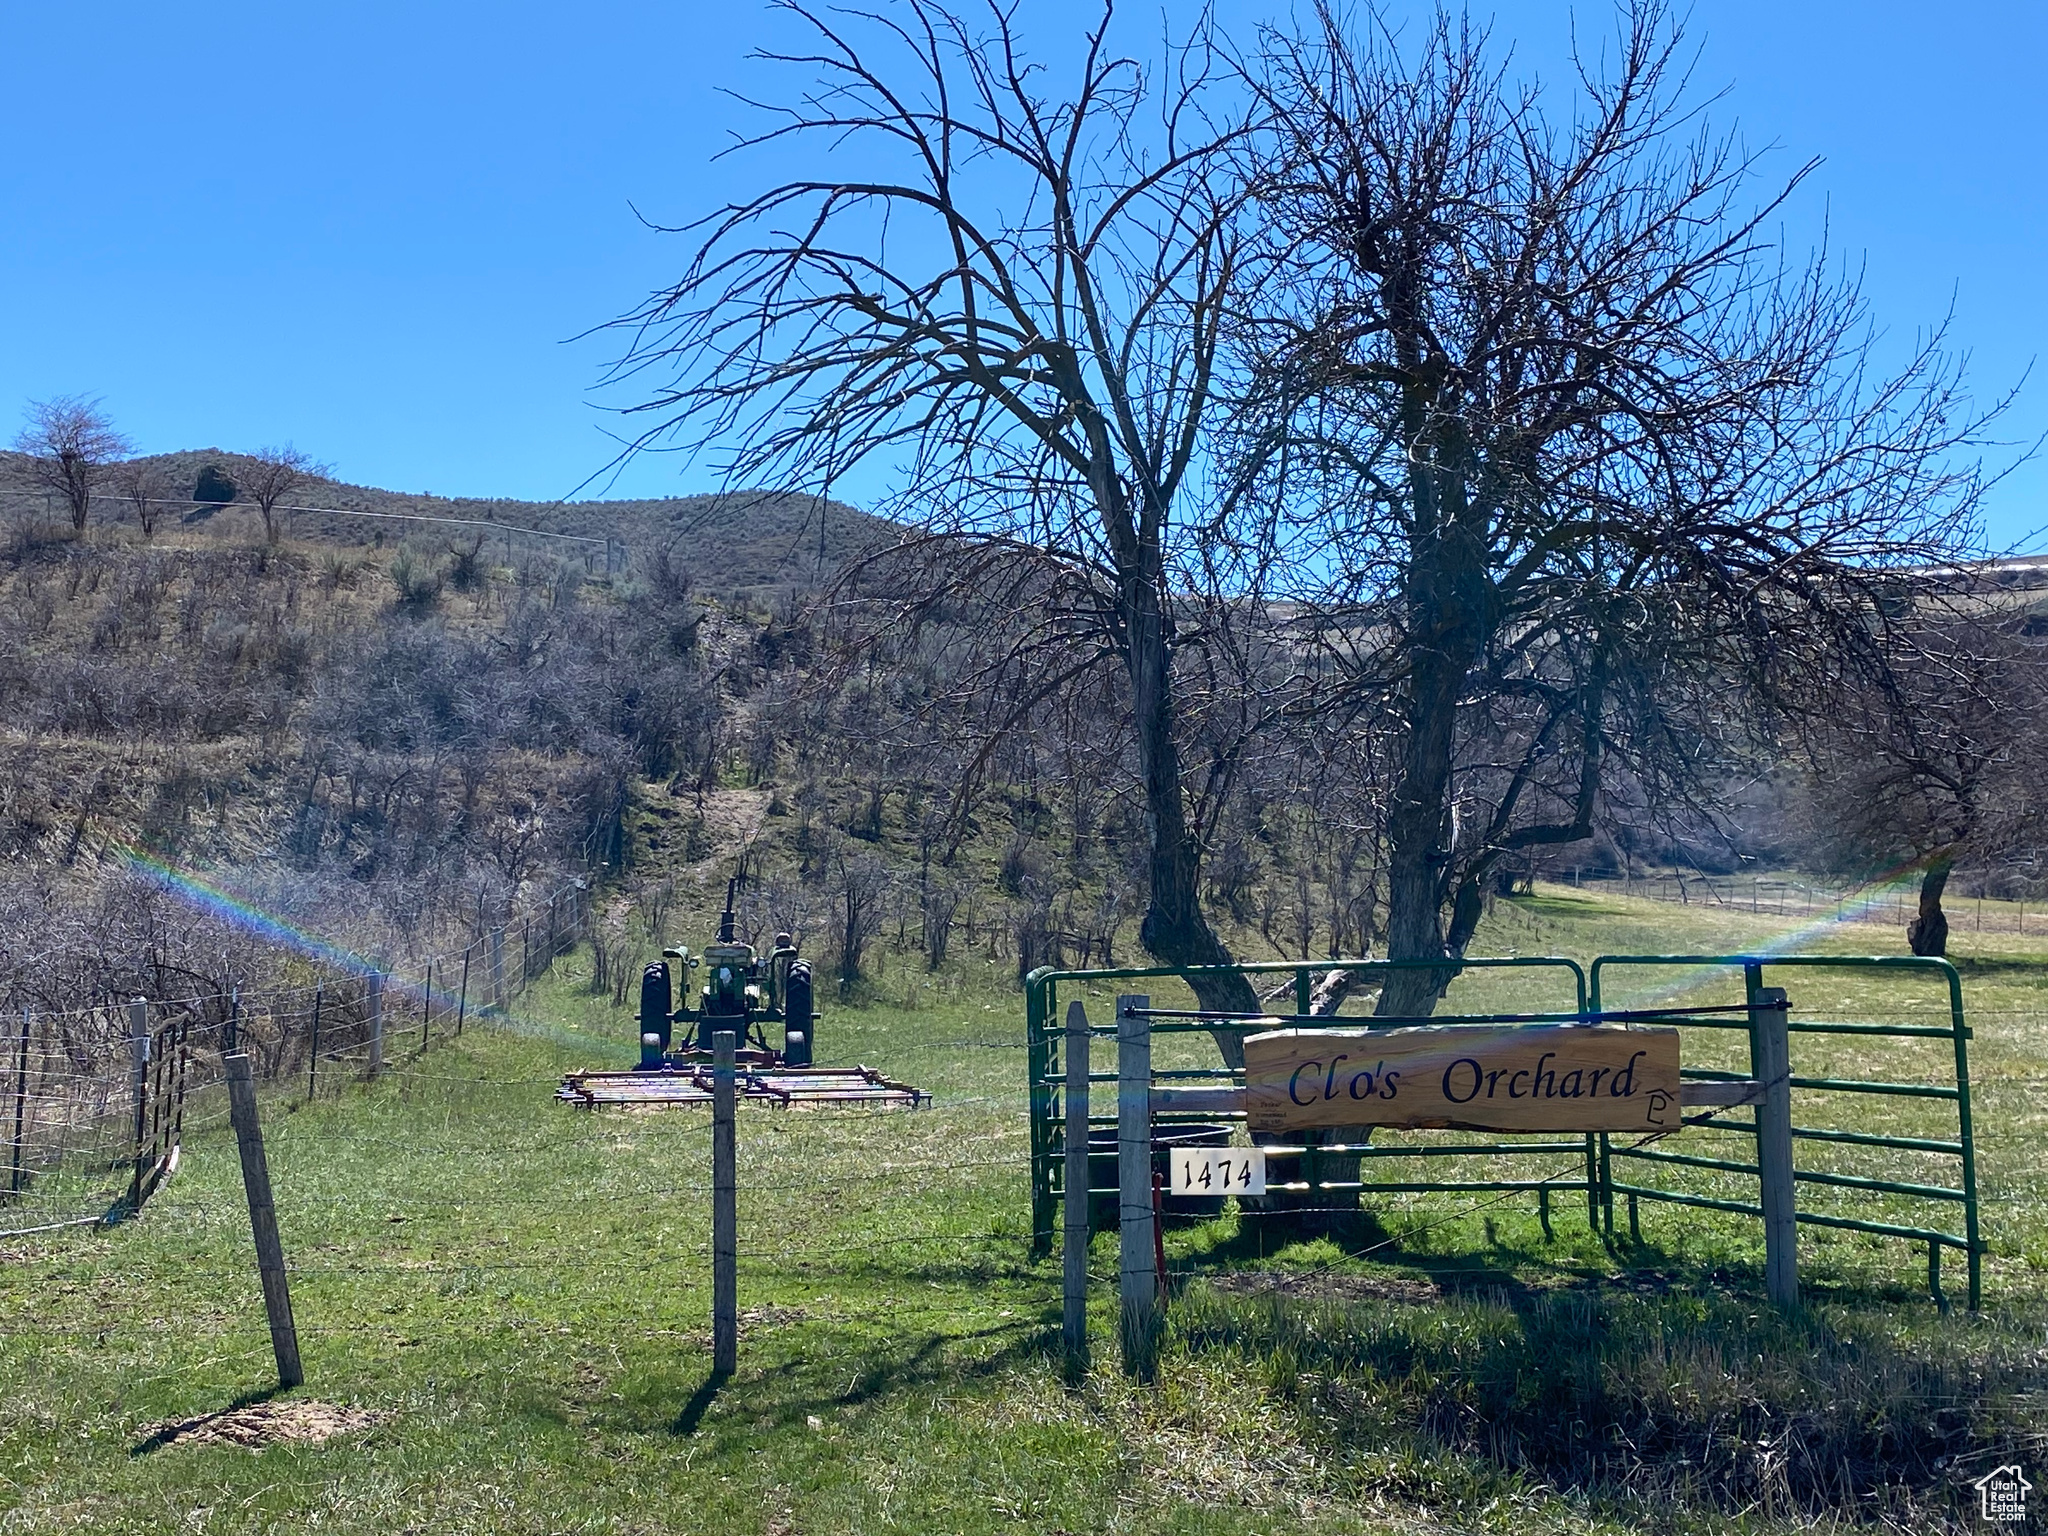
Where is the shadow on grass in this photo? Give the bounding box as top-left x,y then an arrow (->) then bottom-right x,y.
1168,1246 -> 2040,1528
632,1315 -> 1044,1451
1506,891 -> 1631,918
1169,1205 -> 1607,1303
1947,955 -> 2048,978
670,1366 -> 730,1436
1177,1200 -> 1964,1313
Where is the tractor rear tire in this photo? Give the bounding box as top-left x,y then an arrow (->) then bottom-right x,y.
638,962 -> 673,1065
782,961 -> 815,1067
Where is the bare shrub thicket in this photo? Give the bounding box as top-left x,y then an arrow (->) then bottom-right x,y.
0,497 -> 727,978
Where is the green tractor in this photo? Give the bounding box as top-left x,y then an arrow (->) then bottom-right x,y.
635,877 -> 816,1070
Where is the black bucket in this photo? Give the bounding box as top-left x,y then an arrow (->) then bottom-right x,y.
1082,1122 -> 1235,1226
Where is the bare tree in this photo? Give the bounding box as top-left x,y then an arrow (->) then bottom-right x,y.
13,396 -> 132,532
1805,602 -> 2048,956
827,843 -> 891,997
245,444 -> 327,545
110,458 -> 167,539
604,0 -> 1275,1036
1240,2 -> 2001,1013
921,877 -> 962,971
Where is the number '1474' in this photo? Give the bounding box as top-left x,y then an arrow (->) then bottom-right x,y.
1169,1147 -> 1266,1197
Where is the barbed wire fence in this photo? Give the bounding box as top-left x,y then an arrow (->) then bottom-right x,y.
0,874 -> 594,1240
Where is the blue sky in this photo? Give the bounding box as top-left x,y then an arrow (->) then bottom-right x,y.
2,2 -> 2041,544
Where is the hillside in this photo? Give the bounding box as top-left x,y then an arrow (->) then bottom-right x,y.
0,448 -> 897,594
0,501 -> 792,1007
0,465 -> 1105,1022
0,443 -> 1999,1031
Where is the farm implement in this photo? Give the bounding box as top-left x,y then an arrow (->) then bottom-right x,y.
556,877 -> 927,1111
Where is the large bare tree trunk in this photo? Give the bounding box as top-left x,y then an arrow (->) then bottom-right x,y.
1123,562 -> 1257,1064
1907,858 -> 1954,957
1378,449 -> 1488,1018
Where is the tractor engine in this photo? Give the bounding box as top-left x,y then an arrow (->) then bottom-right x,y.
633,877 -> 815,1070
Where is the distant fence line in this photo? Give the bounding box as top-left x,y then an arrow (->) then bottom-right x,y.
1570,872 -> 2044,936
0,488 -> 620,574
0,876 -> 593,1240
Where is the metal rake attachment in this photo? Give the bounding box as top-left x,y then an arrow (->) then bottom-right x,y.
556,1064 -> 929,1111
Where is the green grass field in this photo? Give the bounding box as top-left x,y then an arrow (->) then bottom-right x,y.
3,887 -> 2045,1534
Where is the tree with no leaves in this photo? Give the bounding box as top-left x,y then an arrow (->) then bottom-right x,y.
110,458 -> 166,538
1805,603 -> 2048,956
1237,2 -> 2001,1013
13,396 -> 132,532
604,0 -> 1272,1033
827,842 -> 892,998
245,444 -> 328,545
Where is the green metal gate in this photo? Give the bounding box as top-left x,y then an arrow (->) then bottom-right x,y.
1025,952 -> 1983,1307
1588,954 -> 1980,1308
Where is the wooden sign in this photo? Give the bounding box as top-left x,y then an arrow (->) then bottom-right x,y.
1243,1024 -> 1682,1134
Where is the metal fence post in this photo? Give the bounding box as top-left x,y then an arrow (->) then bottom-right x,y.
712,1028 -> 738,1376
489,928 -> 506,1010
1063,999 -> 1091,1380
367,972 -> 384,1079
8,1008 -> 28,1195
456,952 -> 470,1037
224,1052 -> 304,1389
1025,973 -> 1054,1257
1947,965 -> 1983,1311
127,999 -> 150,1211
421,962 -> 433,1053
1753,985 -> 1798,1308
307,988 -> 322,1102
1117,993 -> 1157,1379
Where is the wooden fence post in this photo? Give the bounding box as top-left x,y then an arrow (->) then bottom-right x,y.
127,999 -> 150,1211
1753,985 -> 1799,1308
8,1008 -> 28,1195
1117,993 -> 1157,1379
223,1052 -> 304,1389
712,1028 -> 738,1375
367,972 -> 384,1079
1063,999 -> 1091,1379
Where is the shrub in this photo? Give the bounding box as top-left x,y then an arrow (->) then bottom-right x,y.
998,834 -> 1044,896
445,535 -> 487,594
388,545 -> 443,611
317,551 -> 359,592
